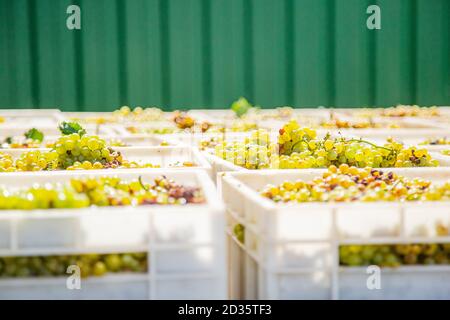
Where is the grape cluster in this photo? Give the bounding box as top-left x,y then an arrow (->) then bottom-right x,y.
127,126 -> 177,134
0,176 -> 205,210
173,111 -> 195,129
213,120 -> 439,169
277,120 -> 438,168
420,137 -> 450,146
442,150 -> 450,156
214,129 -> 278,169
54,133 -> 120,169
380,105 -> 440,117
340,242 -> 450,267
260,165 -> 450,203
0,127 -> 163,171
1,138 -> 42,149
114,105 -> 165,122
319,116 -> 399,129
0,252 -> 147,278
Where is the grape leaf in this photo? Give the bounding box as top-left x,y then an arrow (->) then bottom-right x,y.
24,128 -> 44,142
59,121 -> 86,136
231,97 -> 253,118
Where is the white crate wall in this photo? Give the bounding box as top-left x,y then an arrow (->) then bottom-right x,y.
0,109 -> 63,127
0,169 -> 226,299
219,168 -> 450,300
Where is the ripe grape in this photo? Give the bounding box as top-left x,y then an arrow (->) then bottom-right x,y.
260,165 -> 450,203
0,176 -> 205,210
0,252 -> 148,278
340,241 -> 450,267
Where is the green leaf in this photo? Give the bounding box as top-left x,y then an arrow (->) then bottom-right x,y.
58,121 -> 86,136
24,128 -> 44,142
4,137 -> 12,144
231,97 -> 253,118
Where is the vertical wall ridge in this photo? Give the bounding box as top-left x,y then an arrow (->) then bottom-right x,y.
117,0 -> 128,106
327,0 -> 336,107
285,0 -> 295,107
201,0 -> 212,108
368,0 -> 377,107
410,0 -> 417,104
27,0 -> 40,108
243,0 -> 254,102
159,0 -> 170,108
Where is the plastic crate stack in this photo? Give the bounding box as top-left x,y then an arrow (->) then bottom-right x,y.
1,105 -> 450,300
0,109 -> 225,299
196,105 -> 450,300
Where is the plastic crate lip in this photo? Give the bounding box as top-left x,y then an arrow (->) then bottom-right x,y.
0,271 -> 221,287
0,203 -> 212,220
0,273 -> 149,287
339,265 -> 450,273
0,244 -> 150,257
339,236 -> 450,245
0,241 -> 218,257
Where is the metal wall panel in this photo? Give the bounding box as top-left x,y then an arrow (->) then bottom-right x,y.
0,0 -> 448,111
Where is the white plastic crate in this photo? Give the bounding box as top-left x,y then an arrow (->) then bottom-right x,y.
220,168 -> 450,300
0,169 -> 226,299
0,146 -> 212,177
429,151 -> 450,166
0,124 -> 116,137
0,109 -> 63,127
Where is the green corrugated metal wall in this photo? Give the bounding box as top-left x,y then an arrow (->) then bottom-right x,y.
0,0 -> 449,111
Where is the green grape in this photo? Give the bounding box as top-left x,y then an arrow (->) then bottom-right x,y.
233,224 -> 245,244
261,165 -> 450,203
340,239 -> 450,267
0,176 -> 205,210
213,120 -> 440,170
0,252 -> 149,278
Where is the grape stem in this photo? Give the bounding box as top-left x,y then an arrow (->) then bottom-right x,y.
138,176 -> 149,191
346,138 -> 395,153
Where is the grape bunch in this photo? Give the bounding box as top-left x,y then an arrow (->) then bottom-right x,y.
0,176 -> 205,210
260,164 -> 450,203
172,111 -> 195,129
277,120 -> 438,168
113,105 -> 165,122
54,132 -> 123,170
340,242 -> 450,267
212,120 -> 439,169
442,150 -> 450,156
214,129 -> 278,169
420,137 -> 450,146
379,105 -> 440,117
319,115 -> 399,129
0,122 -> 164,172
1,128 -> 46,149
0,252 -> 147,278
